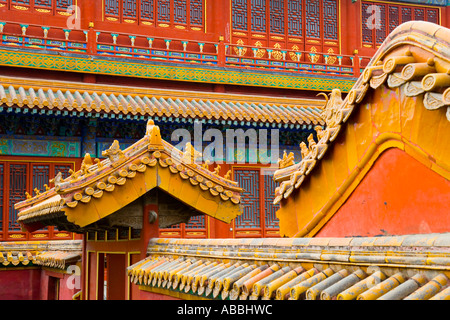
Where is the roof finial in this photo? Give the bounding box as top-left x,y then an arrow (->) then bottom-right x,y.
146,119 -> 164,150
278,150 -> 295,169
224,170 -> 232,181
182,142 -> 202,164
102,140 -> 125,163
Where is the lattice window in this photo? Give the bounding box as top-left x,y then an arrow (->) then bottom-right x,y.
55,164 -> 72,179
232,0 -> 248,31
251,0 -> 266,33
230,1 -> 340,63
323,0 -> 338,40
102,0 -> 203,27
234,169 -> 260,230
157,0 -> 171,22
0,161 -> 74,239
401,7 -> 412,22
123,0 -> 137,19
55,0 -> 71,10
388,5 -> 399,33
375,5 -> 386,45
140,0 -> 154,21
288,0 -> 302,37
264,174 -> 279,229
305,0 -> 320,38
361,2 -> 374,43
190,0 -> 203,26
185,215 -> 205,230
32,165 -> 49,231
34,0 -> 52,8
7,0 -> 74,13
8,164 -> 27,231
8,0 -> 74,13
11,0 -> 30,5
269,0 -> 284,35
105,0 -> 120,16
32,165 -> 49,196
426,9 -> 439,24
174,0 -> 187,24
414,8 -> 425,21
362,2 -> 440,48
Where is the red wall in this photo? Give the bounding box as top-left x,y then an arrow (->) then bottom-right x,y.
40,269 -> 80,300
317,148 -> 450,237
0,269 -> 41,300
0,268 -> 81,300
137,289 -> 181,300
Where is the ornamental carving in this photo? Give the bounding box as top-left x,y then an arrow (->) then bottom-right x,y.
102,140 -> 125,163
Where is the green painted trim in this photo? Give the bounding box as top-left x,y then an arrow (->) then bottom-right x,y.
0,49 -> 356,92
0,137 -> 80,157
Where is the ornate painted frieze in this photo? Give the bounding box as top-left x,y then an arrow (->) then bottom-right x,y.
0,50 -> 356,92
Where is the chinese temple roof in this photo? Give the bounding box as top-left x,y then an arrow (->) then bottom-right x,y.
0,76 -> 324,127
0,240 -> 82,270
14,120 -> 244,232
128,233 -> 450,300
272,21 -> 450,237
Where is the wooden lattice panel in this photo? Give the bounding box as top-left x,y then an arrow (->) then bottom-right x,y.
234,169 -> 261,232
8,164 -> 27,232
231,0 -> 339,62
361,1 -> 440,48
263,173 -> 279,230
0,160 -> 74,240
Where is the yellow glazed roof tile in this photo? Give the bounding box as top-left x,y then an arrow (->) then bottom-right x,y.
0,240 -> 82,269
129,233 -> 450,300
0,76 -> 324,126
14,120 -> 244,231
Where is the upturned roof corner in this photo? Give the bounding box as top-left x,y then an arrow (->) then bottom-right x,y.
272,21 -> 450,237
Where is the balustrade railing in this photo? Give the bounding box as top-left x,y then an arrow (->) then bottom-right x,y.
0,20 -> 370,78
225,42 -> 370,77
95,30 -> 219,66
0,21 -> 87,53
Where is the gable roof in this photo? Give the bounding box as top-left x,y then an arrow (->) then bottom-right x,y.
272,21 -> 450,237
14,120 -> 244,232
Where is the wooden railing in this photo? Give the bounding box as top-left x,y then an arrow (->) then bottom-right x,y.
95,29 -> 220,66
0,21 -> 87,53
225,42 -> 369,77
0,20 -> 370,78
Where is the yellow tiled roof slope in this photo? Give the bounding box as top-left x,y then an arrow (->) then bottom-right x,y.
0,76 -> 324,127
128,233 -> 450,300
0,240 -> 82,269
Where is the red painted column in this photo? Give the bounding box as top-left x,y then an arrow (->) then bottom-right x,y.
142,204 -> 160,259
81,233 -> 87,300
78,0 -> 97,55
442,6 -> 449,28
209,0 -> 230,67
339,0 -> 348,55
